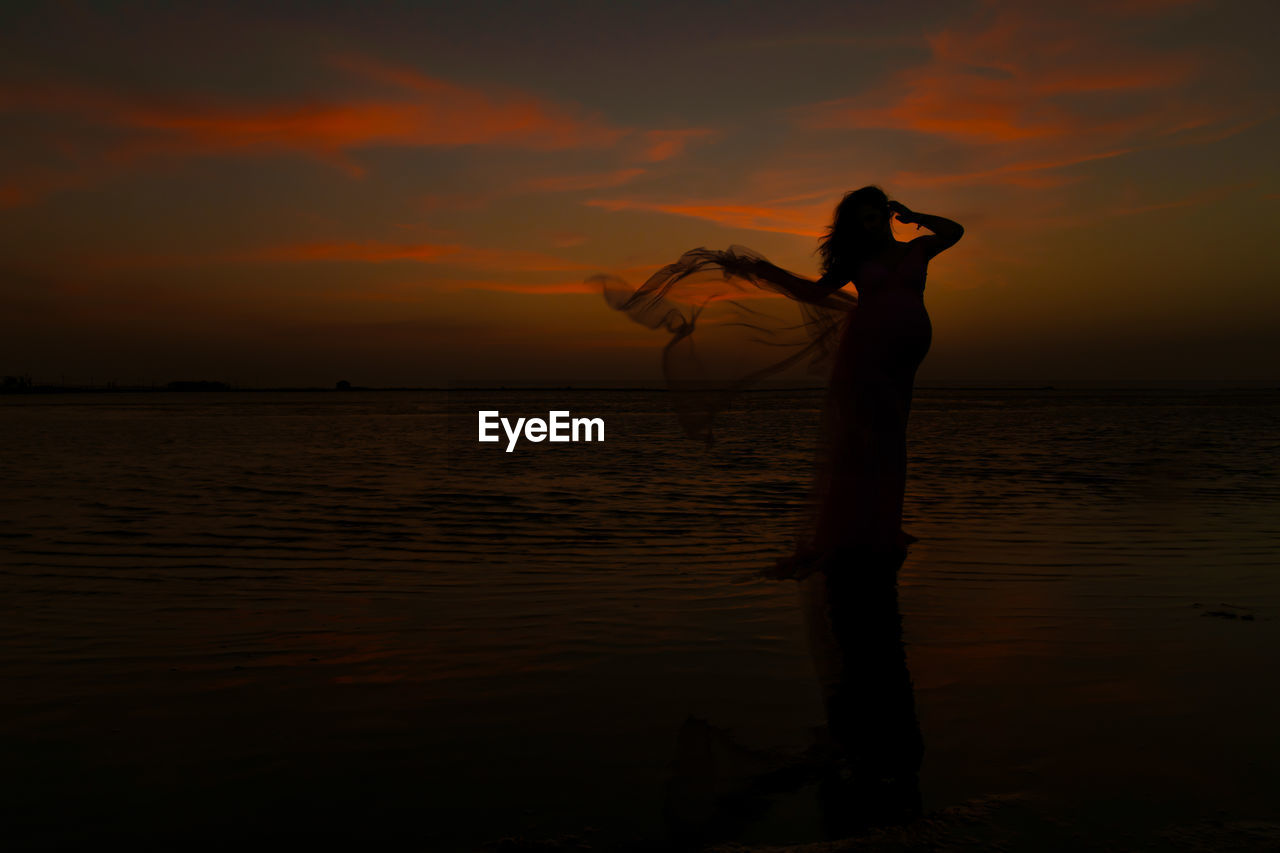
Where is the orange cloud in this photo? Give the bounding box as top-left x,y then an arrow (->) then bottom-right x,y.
0,58 -> 721,207
0,58 -> 630,203
891,148 -> 1135,189
315,278 -> 598,302
123,77 -> 622,158
429,278 -> 600,295
249,241 -> 463,264
786,0 -> 1258,199
7,54 -> 625,153
44,240 -> 593,276
0,168 -> 88,209
794,1 -> 1216,143
640,128 -> 717,161
584,198 -> 824,237
798,43 -> 1197,145
242,241 -> 594,273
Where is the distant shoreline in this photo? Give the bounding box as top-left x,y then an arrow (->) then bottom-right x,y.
4,383 -> 1278,394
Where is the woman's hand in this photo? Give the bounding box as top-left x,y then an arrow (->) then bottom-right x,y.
888,200 -> 918,225
897,206 -> 965,258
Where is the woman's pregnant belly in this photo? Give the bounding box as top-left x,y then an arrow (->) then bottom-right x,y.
847,292 -> 932,376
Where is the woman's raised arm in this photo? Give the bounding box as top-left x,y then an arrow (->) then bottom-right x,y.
889,201 -> 964,259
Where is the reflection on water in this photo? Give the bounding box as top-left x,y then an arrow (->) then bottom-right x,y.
804,550 -> 923,836
665,548 -> 923,848
1,389 -> 1279,849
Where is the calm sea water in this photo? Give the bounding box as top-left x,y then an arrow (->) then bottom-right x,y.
2,389 -> 1278,850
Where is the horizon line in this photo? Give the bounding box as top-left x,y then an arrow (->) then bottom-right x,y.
5,380 -> 1280,394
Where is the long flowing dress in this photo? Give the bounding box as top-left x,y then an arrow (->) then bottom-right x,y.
814,240 -> 932,557
592,237 -> 932,570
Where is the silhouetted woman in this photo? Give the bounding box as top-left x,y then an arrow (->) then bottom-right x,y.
594,186 -> 963,577
793,188 -> 963,575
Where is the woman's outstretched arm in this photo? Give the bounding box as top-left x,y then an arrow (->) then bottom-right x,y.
758,260 -> 849,301
810,267 -> 850,297
889,201 -> 963,258
786,267 -> 851,302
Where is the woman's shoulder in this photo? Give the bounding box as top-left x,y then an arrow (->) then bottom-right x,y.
855,240 -> 914,271
902,236 -> 935,264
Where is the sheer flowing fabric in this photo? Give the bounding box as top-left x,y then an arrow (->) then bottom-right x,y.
589,245 -> 857,444
593,244 -> 931,570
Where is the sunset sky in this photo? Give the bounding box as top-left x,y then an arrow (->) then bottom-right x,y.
2,0 -> 1277,387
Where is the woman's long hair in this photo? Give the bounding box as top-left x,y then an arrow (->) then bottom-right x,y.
817,185 -> 889,278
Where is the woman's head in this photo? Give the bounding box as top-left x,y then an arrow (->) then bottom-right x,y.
817,185 -> 892,276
